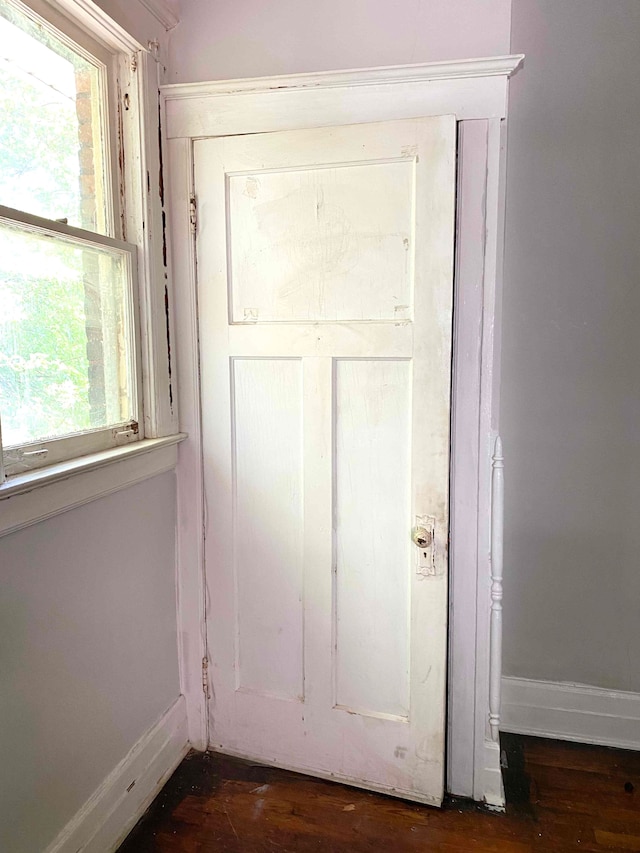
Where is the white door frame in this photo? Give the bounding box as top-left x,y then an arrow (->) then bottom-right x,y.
162,53 -> 523,807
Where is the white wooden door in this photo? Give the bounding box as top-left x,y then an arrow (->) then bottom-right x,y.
194,116 -> 456,806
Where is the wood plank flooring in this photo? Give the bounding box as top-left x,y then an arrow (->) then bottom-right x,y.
118,735 -> 640,851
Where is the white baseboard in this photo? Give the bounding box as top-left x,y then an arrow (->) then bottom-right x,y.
44,695 -> 190,853
501,676 -> 640,751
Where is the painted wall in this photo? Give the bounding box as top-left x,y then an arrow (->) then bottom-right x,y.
93,0 -> 171,49
167,0 -> 512,82
0,474 -> 180,853
502,0 -> 640,691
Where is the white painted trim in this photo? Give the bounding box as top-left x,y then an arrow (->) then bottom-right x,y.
168,137 -> 209,751
448,118 -> 507,808
162,56 -> 524,140
162,55 -> 524,99
0,204 -> 135,252
447,119 -> 487,799
52,0 -> 145,51
471,117 -> 506,807
118,50 -> 179,438
0,435 -> 185,537
43,695 -> 189,853
502,677 -> 640,751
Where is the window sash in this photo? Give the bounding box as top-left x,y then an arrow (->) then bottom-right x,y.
1,0 -> 120,237
0,204 -> 142,477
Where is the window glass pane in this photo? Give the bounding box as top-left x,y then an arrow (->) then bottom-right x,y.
0,221 -> 136,447
0,0 -> 110,233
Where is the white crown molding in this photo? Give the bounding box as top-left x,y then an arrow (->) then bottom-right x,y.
162,54 -> 524,101
502,676 -> 640,751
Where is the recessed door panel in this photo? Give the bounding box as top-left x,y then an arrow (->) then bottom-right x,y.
227,160 -> 414,323
232,358 -> 303,700
334,358 -> 412,720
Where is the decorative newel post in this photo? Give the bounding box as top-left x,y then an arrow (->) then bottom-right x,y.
489,435 -> 504,742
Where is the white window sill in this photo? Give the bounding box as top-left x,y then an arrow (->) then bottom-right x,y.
0,434 -> 186,538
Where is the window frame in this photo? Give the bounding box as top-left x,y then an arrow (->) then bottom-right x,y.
0,0 -> 178,487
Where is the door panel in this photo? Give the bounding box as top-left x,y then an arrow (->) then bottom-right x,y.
334,358 -> 412,720
195,116 -> 456,806
227,160 -> 415,323
231,357 -> 303,700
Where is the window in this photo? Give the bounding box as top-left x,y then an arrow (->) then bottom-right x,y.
0,0 -> 141,478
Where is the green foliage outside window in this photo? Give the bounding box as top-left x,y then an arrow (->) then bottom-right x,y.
0,0 -> 102,447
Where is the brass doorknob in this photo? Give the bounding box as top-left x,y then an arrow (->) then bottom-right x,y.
411,526 -> 432,548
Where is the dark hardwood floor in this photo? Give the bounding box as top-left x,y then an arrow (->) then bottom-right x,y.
118,735 -> 640,851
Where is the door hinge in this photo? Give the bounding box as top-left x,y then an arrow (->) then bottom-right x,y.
189,195 -> 197,234
201,656 -> 210,698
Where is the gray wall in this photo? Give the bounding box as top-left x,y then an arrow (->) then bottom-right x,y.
502,0 -> 640,691
168,0 -> 511,82
0,474 -> 180,853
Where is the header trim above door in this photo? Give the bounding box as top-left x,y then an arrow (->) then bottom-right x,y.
161,54 -> 524,139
